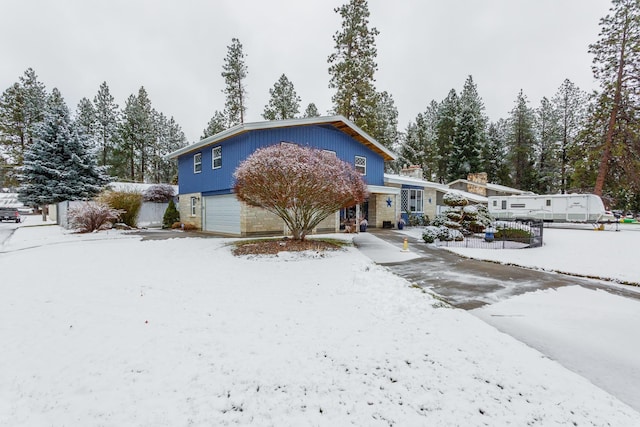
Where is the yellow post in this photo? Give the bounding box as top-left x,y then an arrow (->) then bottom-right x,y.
403,237 -> 408,251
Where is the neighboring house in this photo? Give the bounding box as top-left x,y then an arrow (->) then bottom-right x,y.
166,115 -> 399,237
447,173 -> 535,198
385,166 -> 488,222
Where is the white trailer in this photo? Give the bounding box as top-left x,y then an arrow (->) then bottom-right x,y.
488,194 -> 611,223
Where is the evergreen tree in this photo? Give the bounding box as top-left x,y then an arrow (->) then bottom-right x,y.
202,110 -> 227,139
398,101 -> 438,179
75,97 -> 97,143
533,97 -> 561,193
0,68 -> 48,185
435,89 -> 459,183
552,79 -> 586,194
304,103 -> 320,117
369,91 -> 398,149
589,0 -> 640,196
18,88 -> 108,206
222,38 -> 248,126
483,120 -> 511,185
262,74 -> 301,120
506,90 -> 537,190
328,0 -> 379,134
150,113 -> 186,183
450,76 -> 487,180
117,87 -> 155,182
93,82 -> 120,171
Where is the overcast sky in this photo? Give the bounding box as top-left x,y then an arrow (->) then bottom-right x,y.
0,0 -> 611,143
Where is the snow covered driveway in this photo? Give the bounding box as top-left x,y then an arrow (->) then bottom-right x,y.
1,225 -> 639,425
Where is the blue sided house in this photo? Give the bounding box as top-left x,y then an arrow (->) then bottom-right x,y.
166,115 -> 400,236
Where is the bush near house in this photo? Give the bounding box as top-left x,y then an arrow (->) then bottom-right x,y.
99,190 -> 143,228
163,199 -> 180,229
68,202 -> 124,233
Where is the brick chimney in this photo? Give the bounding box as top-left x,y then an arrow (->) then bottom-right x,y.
466,172 -> 487,196
400,165 -> 423,180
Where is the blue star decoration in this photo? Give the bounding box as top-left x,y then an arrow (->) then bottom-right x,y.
386,197 -> 392,207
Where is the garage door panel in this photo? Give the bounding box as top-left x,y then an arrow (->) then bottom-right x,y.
204,195 -> 241,234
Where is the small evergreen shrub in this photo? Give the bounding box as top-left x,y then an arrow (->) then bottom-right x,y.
495,227 -> 533,240
422,226 -> 441,243
99,190 -> 143,227
143,184 -> 176,202
162,199 -> 180,229
68,202 -> 123,233
430,214 -> 447,227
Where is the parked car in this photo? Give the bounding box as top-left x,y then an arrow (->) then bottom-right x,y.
0,207 -> 21,223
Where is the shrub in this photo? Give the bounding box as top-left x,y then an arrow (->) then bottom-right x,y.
408,213 -> 428,226
143,184 -> 176,202
430,214 -> 447,227
163,199 -> 180,229
422,226 -> 441,243
68,202 -> 123,233
495,227 -> 533,240
99,190 -> 143,227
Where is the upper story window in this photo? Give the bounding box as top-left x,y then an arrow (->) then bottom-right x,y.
355,155 -> 366,175
212,146 -> 222,169
194,152 -> 202,174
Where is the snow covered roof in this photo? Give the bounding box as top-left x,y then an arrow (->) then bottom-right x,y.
384,174 -> 488,204
447,179 -> 534,195
0,193 -> 23,208
165,115 -> 397,162
107,182 -> 178,194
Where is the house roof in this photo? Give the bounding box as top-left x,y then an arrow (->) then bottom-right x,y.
384,174 -> 488,204
165,115 -> 397,161
447,179 -> 534,195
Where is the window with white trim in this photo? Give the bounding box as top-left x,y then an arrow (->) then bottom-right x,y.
190,197 -> 197,216
322,149 -> 337,157
355,156 -> 366,175
401,189 -> 424,213
212,146 -> 222,169
194,152 -> 202,173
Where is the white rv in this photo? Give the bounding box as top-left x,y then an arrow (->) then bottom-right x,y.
488,194 -> 611,223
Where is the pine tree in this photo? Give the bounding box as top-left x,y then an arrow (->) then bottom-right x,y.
304,103 -> 320,117
75,97 -> 97,143
589,0 -> 640,196
552,79 -> 586,194
368,91 -> 398,150
222,38 -> 248,126
483,120 -> 511,185
262,74 -> 301,120
202,110 -> 227,139
18,88 -> 108,206
93,82 -> 120,171
435,89 -> 459,183
506,90 -> 537,191
328,0 -> 379,134
533,97 -> 561,194
450,76 -> 487,180
117,87 -> 155,182
0,68 -> 48,185
151,113 -> 186,183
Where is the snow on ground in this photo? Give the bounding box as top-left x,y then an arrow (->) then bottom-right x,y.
474,285 -> 640,412
1,224 -> 639,425
399,223 -> 640,285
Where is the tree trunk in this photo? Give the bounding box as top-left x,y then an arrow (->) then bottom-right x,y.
594,18 -> 628,196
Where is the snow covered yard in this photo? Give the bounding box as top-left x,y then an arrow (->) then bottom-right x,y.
1,225 -> 640,425
399,223 -> 640,285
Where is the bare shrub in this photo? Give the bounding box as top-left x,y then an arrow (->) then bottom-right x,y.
68,202 -> 123,233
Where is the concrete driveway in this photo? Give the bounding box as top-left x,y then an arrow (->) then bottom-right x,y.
356,228 -> 640,309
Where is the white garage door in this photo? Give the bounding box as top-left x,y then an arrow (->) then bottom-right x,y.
203,194 -> 241,235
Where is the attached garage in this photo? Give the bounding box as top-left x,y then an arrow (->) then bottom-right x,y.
203,194 -> 241,235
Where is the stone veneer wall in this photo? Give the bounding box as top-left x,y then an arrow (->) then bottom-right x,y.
423,187 -> 438,221
466,172 -> 488,196
178,193 -> 202,229
243,204 -> 338,237
371,191 -> 399,228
